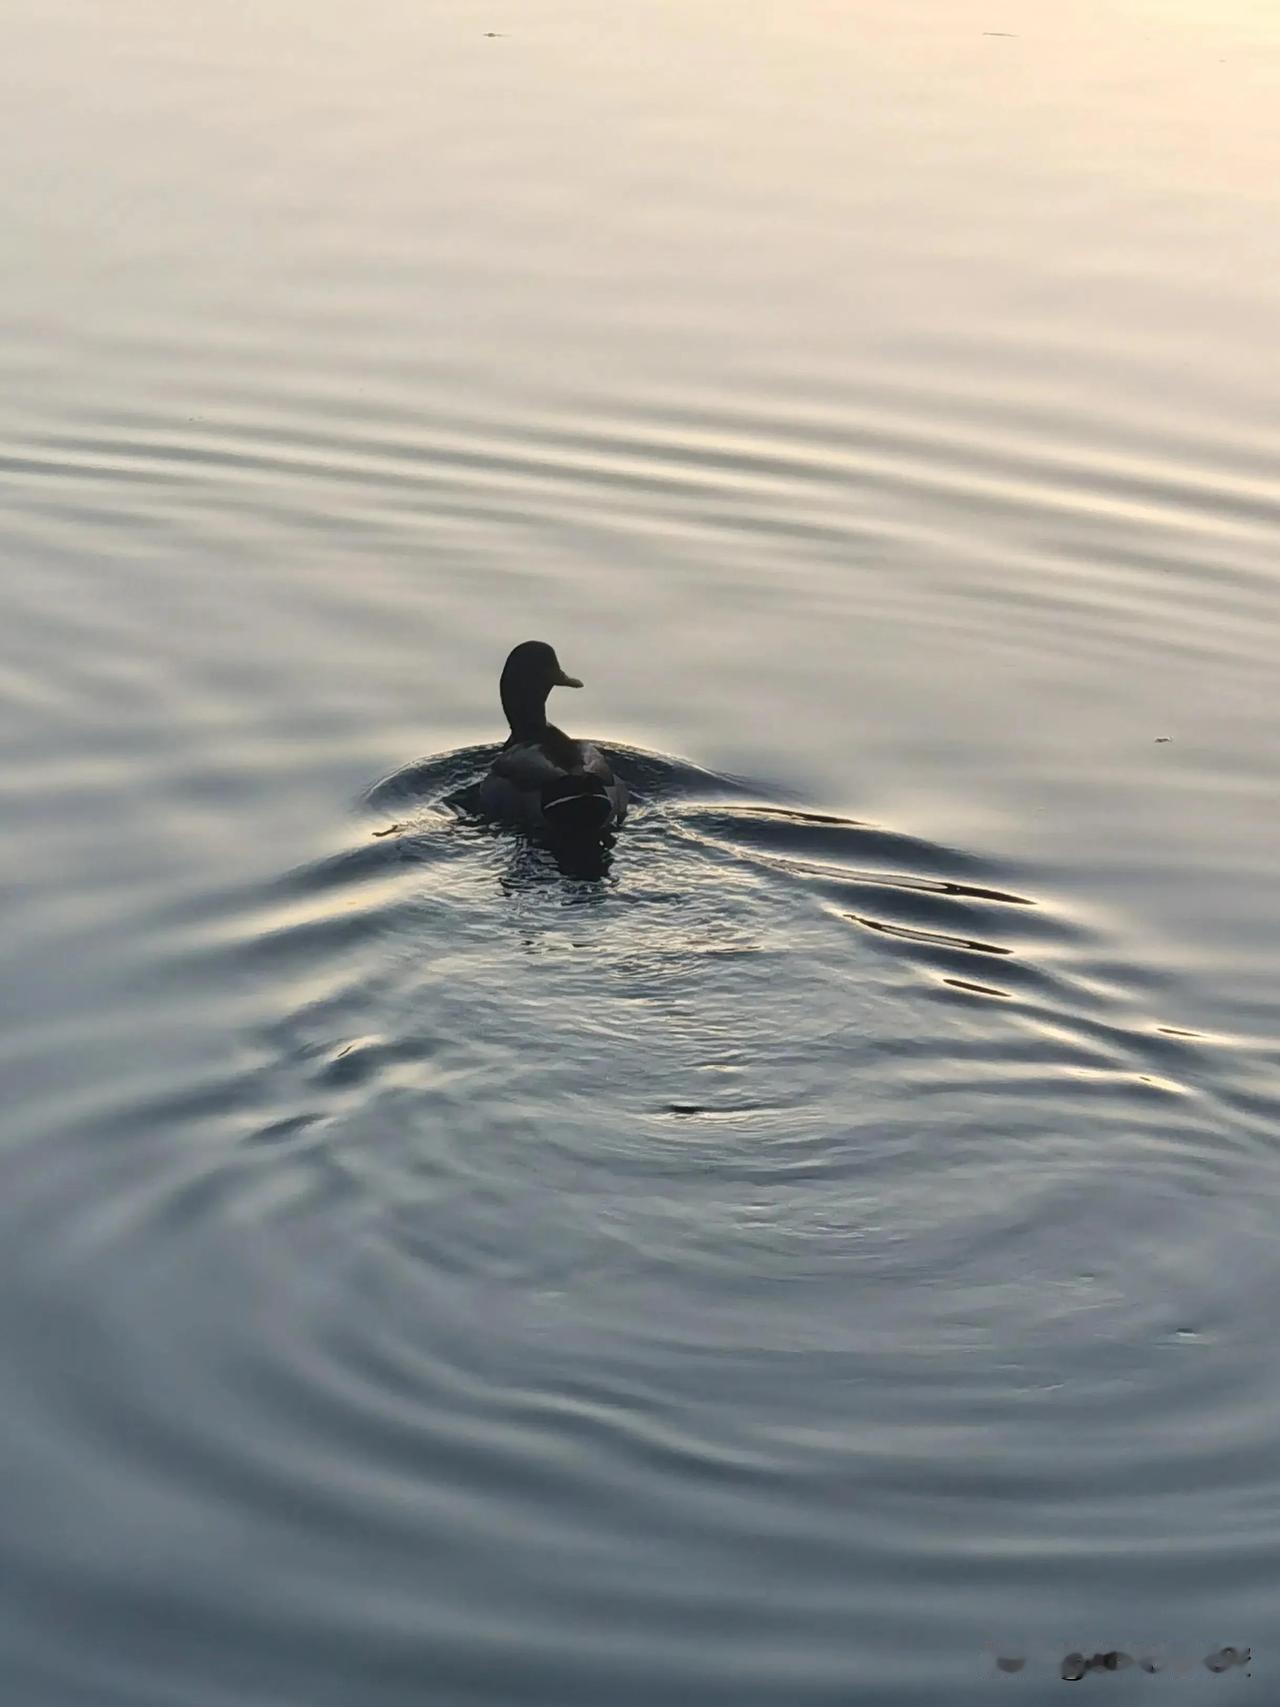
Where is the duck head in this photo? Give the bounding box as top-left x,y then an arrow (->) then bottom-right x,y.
499,640 -> 582,740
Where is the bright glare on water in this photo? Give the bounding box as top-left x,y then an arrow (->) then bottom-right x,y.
1,0 -> 1278,1700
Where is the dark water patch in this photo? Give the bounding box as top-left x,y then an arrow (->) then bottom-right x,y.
314,1033 -> 440,1089
251,1111 -> 325,1146
941,977 -> 1012,999
846,912 -> 1013,956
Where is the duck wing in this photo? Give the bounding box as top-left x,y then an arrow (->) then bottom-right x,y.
488,741 -> 570,791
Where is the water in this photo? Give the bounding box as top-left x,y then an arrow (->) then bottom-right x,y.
2,0 -> 1278,1698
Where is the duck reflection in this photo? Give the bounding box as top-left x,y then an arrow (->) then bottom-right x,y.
496,828 -> 617,894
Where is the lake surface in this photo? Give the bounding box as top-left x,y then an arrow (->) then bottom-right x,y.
2,0 -> 1277,1698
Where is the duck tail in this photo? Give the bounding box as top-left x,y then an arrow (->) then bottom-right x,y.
540,774 -> 614,837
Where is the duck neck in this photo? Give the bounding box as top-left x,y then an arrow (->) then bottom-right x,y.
500,674 -> 549,744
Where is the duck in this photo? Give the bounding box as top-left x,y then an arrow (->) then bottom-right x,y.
477,641 -> 628,836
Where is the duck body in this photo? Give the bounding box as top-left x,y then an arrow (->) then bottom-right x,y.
478,642 -> 628,837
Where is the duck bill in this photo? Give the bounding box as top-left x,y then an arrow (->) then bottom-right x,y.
555,669 -> 583,688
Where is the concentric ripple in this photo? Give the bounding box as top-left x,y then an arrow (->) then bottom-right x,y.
4,697 -> 1277,1703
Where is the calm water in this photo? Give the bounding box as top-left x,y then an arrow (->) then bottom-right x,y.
2,0 -> 1278,1698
